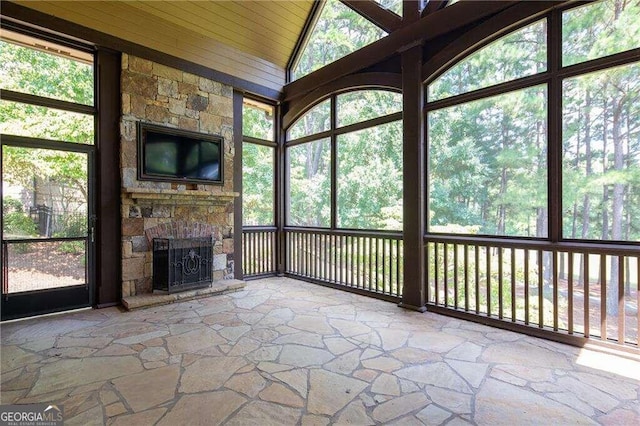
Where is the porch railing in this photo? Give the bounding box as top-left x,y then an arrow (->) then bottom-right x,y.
242,227 -> 277,277
285,228 -> 403,301
242,227 -> 638,351
425,235 -> 639,352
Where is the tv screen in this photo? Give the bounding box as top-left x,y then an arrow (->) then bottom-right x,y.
137,122 -> 223,184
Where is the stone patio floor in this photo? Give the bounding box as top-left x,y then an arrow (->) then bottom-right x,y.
1,277 -> 639,425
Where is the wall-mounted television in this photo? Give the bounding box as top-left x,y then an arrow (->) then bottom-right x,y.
137,122 -> 223,185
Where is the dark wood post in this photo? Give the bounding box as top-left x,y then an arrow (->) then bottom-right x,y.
233,90 -> 244,280
276,103 -> 286,276
95,48 -> 121,307
398,43 -> 427,312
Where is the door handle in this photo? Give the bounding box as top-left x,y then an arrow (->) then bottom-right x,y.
89,214 -> 97,243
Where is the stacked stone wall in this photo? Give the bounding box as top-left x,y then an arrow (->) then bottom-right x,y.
120,54 -> 235,297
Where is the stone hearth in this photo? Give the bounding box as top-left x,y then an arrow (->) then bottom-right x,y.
122,279 -> 245,310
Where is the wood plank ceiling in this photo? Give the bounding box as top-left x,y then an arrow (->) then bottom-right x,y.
9,1 -> 466,96
122,0 -> 314,69
10,0 -> 314,94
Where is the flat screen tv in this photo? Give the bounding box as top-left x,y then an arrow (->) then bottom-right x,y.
137,122 -> 223,185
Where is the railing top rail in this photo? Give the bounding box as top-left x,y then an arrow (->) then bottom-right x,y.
285,227 -> 402,239
424,234 -> 640,256
242,226 -> 278,232
2,237 -> 87,244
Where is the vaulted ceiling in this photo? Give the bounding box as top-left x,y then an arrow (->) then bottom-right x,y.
122,0 -> 315,68
8,0 -> 318,93
4,0 -> 529,98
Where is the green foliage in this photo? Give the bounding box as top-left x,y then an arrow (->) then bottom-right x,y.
562,0 -> 640,67
242,99 -> 276,227
337,90 -> 402,127
373,0 -> 402,16
562,60 -> 640,242
284,89 -> 403,231
2,196 -> 23,214
292,0 -> 387,80
1,40 -> 91,245
429,244 -> 558,326
2,146 -> 88,212
243,102 -> 274,141
429,86 -> 548,237
0,39 -> 93,105
58,241 -> 85,255
429,19 -> 547,102
0,101 -> 94,143
242,143 -> 275,226
337,120 -> 403,230
1,43 -> 91,187
2,196 -> 37,245
427,0 -> 640,242
1,45 -> 91,183
430,224 -> 480,234
288,99 -> 331,140
3,212 -> 36,238
288,235 -> 403,295
289,53 -> 404,226
288,139 -> 332,227
0,40 -> 94,144
54,215 -> 87,238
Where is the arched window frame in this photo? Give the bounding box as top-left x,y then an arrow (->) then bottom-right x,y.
284,79 -> 403,231
287,0 -> 389,82
423,1 -> 640,245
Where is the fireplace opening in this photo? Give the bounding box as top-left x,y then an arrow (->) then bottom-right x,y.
152,237 -> 212,293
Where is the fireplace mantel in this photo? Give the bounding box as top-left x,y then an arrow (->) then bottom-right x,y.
123,187 -> 238,206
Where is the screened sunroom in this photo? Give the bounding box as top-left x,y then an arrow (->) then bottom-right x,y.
241,0 -> 640,353
1,0 -> 639,424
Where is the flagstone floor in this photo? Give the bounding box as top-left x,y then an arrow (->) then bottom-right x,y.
1,277 -> 639,425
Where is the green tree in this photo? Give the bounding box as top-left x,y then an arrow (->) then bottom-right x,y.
242,143 -> 274,226
288,139 -> 331,227
286,90 -> 403,231
242,101 -> 276,226
292,0 -> 387,80
561,0 -> 640,315
1,38 -> 93,236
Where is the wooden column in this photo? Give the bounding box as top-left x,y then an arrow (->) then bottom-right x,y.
233,90 -> 244,280
276,103 -> 286,276
95,48 -> 121,307
399,43 -> 426,312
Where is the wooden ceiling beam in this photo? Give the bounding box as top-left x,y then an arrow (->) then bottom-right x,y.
422,0 -> 559,82
422,0 -> 449,18
403,0 -> 423,24
283,1 -> 517,101
341,0 -> 403,33
283,72 -> 402,128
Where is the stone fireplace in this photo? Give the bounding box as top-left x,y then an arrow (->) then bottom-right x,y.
120,54 -> 238,300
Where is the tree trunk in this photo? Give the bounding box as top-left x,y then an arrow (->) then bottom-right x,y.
497,118 -> 508,236
497,169 -> 507,236
580,90 -> 593,240
578,90 -> 593,287
571,106 -> 582,240
602,96 -> 609,241
607,97 -> 625,316
624,99 -> 632,296
602,185 -> 610,241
